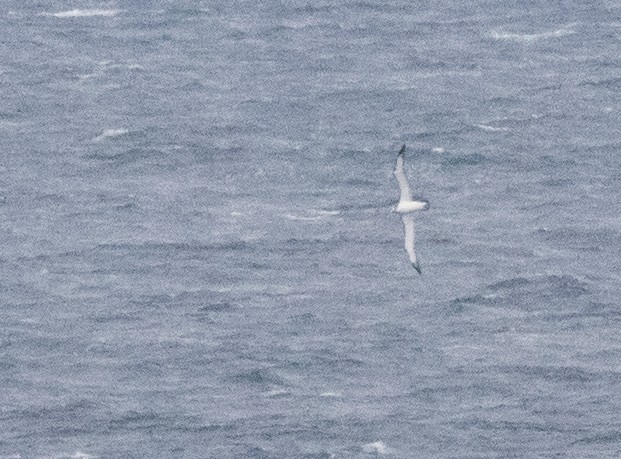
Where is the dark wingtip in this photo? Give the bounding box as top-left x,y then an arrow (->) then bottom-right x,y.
398,144 -> 406,156
412,263 -> 422,274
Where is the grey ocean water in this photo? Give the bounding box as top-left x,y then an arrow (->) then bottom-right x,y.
2,1 -> 621,457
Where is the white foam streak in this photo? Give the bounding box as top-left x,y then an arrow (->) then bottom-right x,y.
317,210 -> 340,216
94,128 -> 129,141
284,214 -> 322,221
284,209 -> 340,221
42,453 -> 97,459
264,388 -> 289,397
475,124 -> 510,132
47,9 -> 120,18
71,453 -> 97,459
491,28 -> 574,42
319,391 -> 341,397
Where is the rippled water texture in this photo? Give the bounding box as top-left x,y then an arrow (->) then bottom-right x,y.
1,1 -> 621,457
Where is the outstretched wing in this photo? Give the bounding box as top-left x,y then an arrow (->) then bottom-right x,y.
402,214 -> 421,274
394,144 -> 412,202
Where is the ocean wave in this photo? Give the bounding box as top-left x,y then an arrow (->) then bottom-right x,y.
283,237 -> 335,248
572,431 -> 621,446
496,364 -> 613,383
579,77 -> 621,90
95,240 -> 252,255
539,302 -> 621,322
535,227 -> 621,251
285,350 -> 364,373
488,277 -> 532,290
491,28 -> 575,42
278,18 -> 326,30
292,4 -> 336,13
92,312 -> 140,324
450,293 -> 500,309
7,400 -> 96,423
488,275 -> 589,297
108,411 -> 168,432
450,275 -> 590,311
197,301 -> 234,313
231,368 -> 286,386
84,148 -> 167,165
123,294 -> 173,306
78,61 -> 143,80
45,9 -> 120,18
451,417 -> 567,434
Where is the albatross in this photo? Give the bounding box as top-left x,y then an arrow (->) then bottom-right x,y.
392,144 -> 429,274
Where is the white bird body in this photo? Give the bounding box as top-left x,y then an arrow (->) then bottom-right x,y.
392,144 -> 429,273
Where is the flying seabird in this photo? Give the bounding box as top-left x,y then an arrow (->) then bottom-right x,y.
392,144 -> 429,274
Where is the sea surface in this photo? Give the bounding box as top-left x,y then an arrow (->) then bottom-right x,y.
1,1 -> 621,458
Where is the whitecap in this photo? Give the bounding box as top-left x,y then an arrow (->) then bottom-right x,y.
475,124 -> 510,132
46,9 -> 120,18
491,28 -> 574,42
431,147 -> 445,153
80,62 -> 142,80
319,391 -> 341,397
362,441 -> 389,454
482,293 -> 499,299
317,210 -> 340,216
70,453 -> 97,459
46,453 -> 97,459
94,128 -> 129,141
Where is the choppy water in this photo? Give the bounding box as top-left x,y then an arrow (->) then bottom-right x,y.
1,1 -> 621,458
